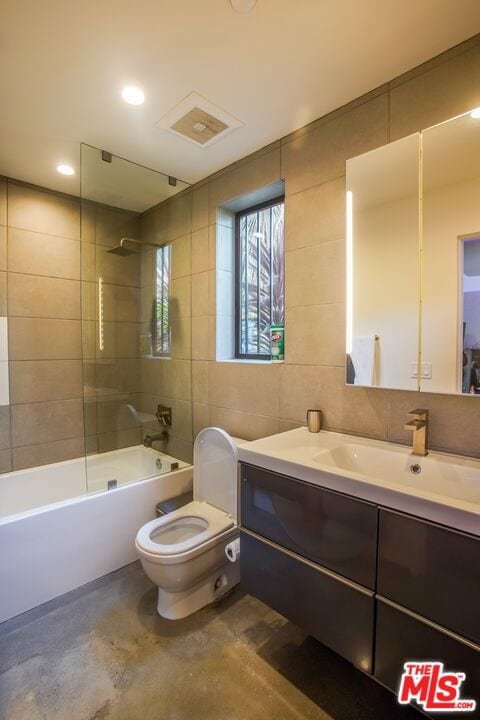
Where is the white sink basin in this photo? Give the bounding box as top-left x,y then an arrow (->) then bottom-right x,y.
238,428 -> 480,536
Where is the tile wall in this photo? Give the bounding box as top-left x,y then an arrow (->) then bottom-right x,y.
189,34 -> 480,457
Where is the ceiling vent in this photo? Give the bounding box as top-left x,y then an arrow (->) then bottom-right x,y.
157,92 -> 244,148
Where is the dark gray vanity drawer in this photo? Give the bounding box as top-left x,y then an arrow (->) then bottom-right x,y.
377,509 -> 480,644
375,598 -> 480,717
240,463 -> 378,588
240,530 -> 374,672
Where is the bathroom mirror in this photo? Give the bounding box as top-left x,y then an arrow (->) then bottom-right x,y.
422,112 -> 480,395
346,133 -> 420,390
347,109 -> 480,395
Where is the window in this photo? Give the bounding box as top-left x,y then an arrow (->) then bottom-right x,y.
152,244 -> 171,356
235,197 -> 285,359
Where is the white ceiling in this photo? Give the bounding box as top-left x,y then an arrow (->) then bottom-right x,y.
2,0 -> 480,200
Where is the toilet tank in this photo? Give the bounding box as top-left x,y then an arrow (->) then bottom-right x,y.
193,428 -> 241,521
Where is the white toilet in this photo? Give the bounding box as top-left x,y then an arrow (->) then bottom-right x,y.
135,427 -> 241,619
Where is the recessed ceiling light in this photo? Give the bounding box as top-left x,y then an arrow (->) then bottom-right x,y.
230,0 -> 257,12
56,164 -> 75,176
121,86 -> 145,105
470,107 -> 480,119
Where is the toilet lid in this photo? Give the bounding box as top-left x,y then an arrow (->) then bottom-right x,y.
194,427 -> 238,521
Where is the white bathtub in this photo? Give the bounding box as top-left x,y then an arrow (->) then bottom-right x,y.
0,446 -> 192,623
0,444 -> 189,520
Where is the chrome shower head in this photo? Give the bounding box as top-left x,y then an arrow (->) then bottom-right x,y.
106,237 -> 162,256
107,243 -> 137,256
107,238 -> 140,256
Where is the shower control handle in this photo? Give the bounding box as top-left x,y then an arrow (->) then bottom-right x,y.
156,405 -> 172,427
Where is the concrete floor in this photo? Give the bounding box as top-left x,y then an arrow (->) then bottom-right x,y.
0,562 -> 421,720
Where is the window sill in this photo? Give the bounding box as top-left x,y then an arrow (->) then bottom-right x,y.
216,358 -> 284,365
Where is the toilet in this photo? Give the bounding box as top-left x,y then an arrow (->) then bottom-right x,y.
135,427 -> 241,619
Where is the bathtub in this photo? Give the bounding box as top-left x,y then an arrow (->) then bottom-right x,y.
0,445 -> 192,623
0,444 -> 189,520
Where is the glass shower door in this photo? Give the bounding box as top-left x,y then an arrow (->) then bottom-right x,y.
80,144 -> 193,493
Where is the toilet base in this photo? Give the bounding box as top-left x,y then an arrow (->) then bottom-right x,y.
156,559 -> 240,620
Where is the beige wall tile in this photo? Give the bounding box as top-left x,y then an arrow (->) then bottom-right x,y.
192,271 -> 209,317
82,281 -> 97,321
140,205 -> 167,246
192,317 -> 209,360
12,437 -> 85,471
387,390 -> 480,457
8,273 -> 81,319
170,276 -> 191,318
0,272 -> 6,315
8,182 -> 80,239
8,228 -> 80,279
286,240 -> 344,308
191,227 -> 209,274
161,360 -> 192,401
285,304 -> 345,366
95,358 -> 140,395
192,183 -> 210,232
285,176 -> 345,251
171,233 -> 192,279
0,226 -> 7,270
81,241 -> 96,282
10,360 -> 83,404
281,93 -> 389,196
210,406 -> 279,441
80,199 -> 96,244
9,318 -> 81,360
102,284 -> 139,322
211,362 -> 280,417
279,364 -> 388,439
95,205 -> 140,248
209,149 -> 281,222
192,360 -> 210,404
390,43 -> 480,141
0,448 -> 12,473
0,405 -> 11,450
101,321 -> 140,359
167,437 -> 193,464
166,191 -> 192,241
171,316 -> 192,360
11,398 -> 84,447
0,178 -> 6,226
193,403 -> 210,437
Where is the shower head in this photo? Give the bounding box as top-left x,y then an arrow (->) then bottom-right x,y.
107,237 -> 162,256
107,243 -> 137,256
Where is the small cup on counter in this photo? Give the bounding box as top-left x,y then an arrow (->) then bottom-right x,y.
306,409 -> 322,433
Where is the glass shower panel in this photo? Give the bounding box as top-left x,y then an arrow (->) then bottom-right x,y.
80,144 -> 192,494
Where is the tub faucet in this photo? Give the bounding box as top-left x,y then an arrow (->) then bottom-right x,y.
144,430 -> 169,448
404,409 -> 429,456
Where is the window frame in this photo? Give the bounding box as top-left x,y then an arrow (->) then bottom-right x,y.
234,195 -> 285,361
152,243 -> 171,358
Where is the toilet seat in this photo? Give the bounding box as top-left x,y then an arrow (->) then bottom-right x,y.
135,500 -> 234,560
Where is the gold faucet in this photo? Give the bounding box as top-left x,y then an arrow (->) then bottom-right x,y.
404,409 -> 429,456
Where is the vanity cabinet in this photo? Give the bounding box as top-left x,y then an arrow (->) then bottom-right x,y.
239,461 -> 480,707
240,463 -> 378,588
241,532 -> 374,671
375,599 -> 480,712
377,509 -> 480,644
